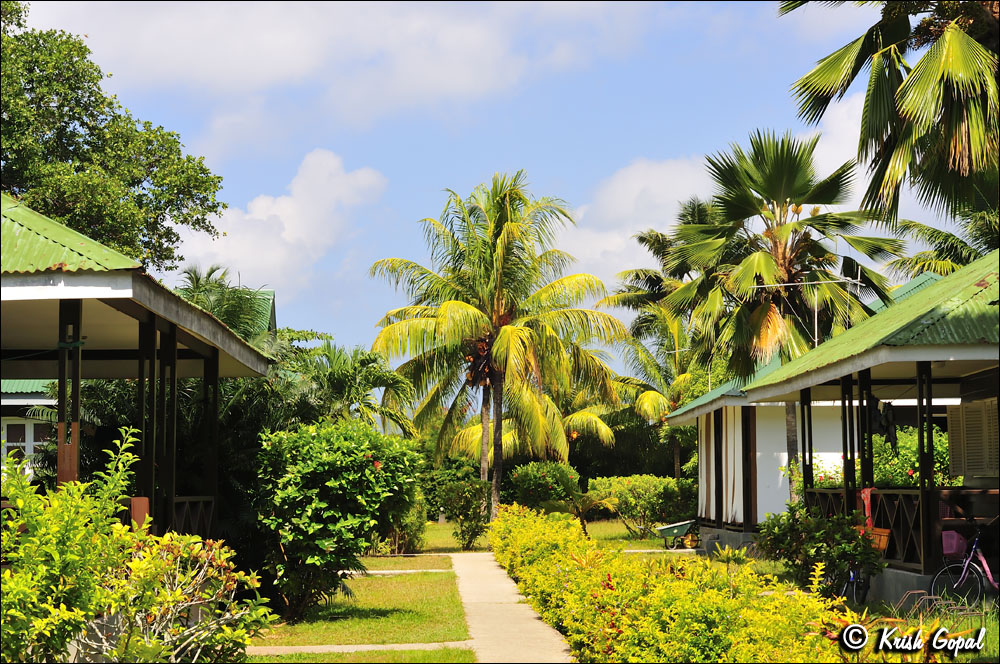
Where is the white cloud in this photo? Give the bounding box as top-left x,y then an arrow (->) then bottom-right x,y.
799,92 -> 867,209
25,1 -> 667,124
172,149 -> 386,296
559,157 -> 713,287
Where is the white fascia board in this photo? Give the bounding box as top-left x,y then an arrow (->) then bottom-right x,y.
0,397 -> 57,406
1,271 -> 134,300
665,396 -> 747,426
744,345 -> 1000,403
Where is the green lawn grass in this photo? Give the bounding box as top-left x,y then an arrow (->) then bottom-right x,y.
361,555 -> 452,570
249,649 -> 476,663
422,522 -> 486,553
256,572 -> 469,646
586,519 -> 666,550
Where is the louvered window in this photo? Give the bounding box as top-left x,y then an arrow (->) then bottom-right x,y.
948,399 -> 999,479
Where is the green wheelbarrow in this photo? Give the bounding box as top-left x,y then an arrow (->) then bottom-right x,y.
655,519 -> 700,550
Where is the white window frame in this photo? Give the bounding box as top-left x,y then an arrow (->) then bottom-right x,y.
1,418 -> 53,477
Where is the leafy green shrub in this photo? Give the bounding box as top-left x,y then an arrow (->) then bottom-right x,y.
755,502 -> 885,592
419,456 -> 478,518
440,479 -> 490,550
489,505 -> 845,662
588,475 -> 693,537
258,419 -> 421,620
509,461 -> 580,508
788,426 -> 958,493
379,489 -> 427,554
1,429 -> 272,662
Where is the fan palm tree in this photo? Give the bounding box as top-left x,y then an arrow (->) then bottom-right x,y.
782,1 -> 999,221
888,206 -> 1000,277
662,130 -> 902,380
371,171 -> 628,516
656,131 -> 904,492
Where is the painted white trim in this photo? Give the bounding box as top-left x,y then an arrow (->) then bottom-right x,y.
1,271 -> 134,300
745,345 -> 999,403
1,397 -> 57,406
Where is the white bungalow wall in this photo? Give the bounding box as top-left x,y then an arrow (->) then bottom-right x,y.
754,404 -> 844,523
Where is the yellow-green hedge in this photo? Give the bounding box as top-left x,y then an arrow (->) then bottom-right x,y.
490,505 -> 844,663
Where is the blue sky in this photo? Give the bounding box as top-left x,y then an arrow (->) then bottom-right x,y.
27,1 -> 938,353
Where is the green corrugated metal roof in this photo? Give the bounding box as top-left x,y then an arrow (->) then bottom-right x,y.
869,271 -> 942,312
1,193 -> 141,273
666,358 -> 782,421
1,379 -> 52,394
747,251 -> 1000,393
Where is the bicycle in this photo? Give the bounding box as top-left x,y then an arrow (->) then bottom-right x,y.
929,511 -> 999,606
823,526 -> 889,605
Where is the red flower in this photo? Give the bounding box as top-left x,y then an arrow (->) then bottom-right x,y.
373,460 -> 382,471
907,469 -> 914,476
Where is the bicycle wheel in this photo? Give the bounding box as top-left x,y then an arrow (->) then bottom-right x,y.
930,562 -> 984,606
852,573 -> 871,605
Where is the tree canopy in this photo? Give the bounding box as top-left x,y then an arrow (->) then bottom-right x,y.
1,1 -> 225,270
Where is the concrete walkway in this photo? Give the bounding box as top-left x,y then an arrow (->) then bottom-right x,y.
247,552 -> 574,662
450,552 -> 573,663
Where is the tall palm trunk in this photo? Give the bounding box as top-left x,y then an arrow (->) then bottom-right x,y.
785,402 -> 799,501
490,374 -> 505,520
479,387 -> 491,482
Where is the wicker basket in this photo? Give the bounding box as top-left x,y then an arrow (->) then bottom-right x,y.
855,525 -> 891,553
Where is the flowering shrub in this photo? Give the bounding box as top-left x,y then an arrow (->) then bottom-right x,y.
1,429 -> 272,662
588,475 -> 695,537
789,427 -> 958,493
509,461 -> 580,508
489,505 -> 841,662
489,507 -> 961,663
258,419 -> 421,620
755,502 -> 885,592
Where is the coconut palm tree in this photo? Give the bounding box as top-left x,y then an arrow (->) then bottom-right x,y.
175,264 -> 273,345
371,171 -> 628,516
888,206 -> 1000,277
782,1 -> 999,221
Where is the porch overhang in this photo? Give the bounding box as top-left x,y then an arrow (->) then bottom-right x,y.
743,345 -> 998,404
1,270 -> 269,378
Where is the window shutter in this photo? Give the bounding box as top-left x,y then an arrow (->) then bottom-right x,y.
985,398 -> 998,476
947,405 -> 965,477
962,402 -> 988,477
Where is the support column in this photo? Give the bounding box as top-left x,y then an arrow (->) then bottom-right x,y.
157,323 -> 178,533
800,388 -> 814,489
741,406 -> 757,532
840,375 -> 857,512
713,408 -> 724,529
203,348 -> 220,506
56,300 -> 82,484
137,318 -> 157,512
858,369 -> 874,488
916,361 -> 937,574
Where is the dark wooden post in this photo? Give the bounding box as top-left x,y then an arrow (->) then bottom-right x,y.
714,408 -> 724,529
859,369 -> 875,488
916,361 -> 937,574
137,318 -> 157,511
800,388 -> 814,490
159,323 -> 178,533
840,375 -> 857,512
56,300 -> 82,484
741,406 -> 757,532
203,348 -> 220,507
